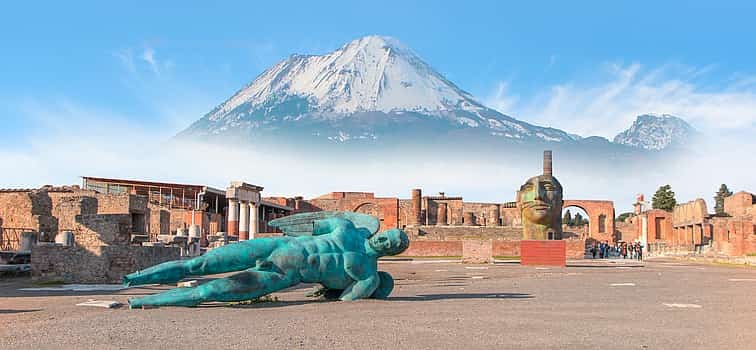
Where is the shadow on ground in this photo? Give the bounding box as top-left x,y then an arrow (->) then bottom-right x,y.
389,293 -> 532,301
0,309 -> 41,314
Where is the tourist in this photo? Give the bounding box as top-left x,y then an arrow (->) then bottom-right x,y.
599,242 -> 604,259
636,243 -> 643,261
591,243 -> 597,259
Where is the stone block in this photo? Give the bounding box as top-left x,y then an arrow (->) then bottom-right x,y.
462,239 -> 492,264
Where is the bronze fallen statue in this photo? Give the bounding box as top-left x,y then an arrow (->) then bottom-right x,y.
124,211 -> 409,307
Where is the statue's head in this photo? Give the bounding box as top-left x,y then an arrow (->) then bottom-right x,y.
516,150 -> 564,240
518,174 -> 563,226
368,229 -> 410,256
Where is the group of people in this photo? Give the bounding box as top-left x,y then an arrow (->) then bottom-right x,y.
590,241 -> 643,260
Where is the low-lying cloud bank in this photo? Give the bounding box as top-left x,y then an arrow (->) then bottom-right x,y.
2,62 -> 755,213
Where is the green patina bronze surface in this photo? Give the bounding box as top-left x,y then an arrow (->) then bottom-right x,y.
517,151 -> 563,240
124,211 -> 409,308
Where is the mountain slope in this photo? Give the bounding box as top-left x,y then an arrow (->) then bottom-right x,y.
613,114 -> 697,150
179,35 -> 578,144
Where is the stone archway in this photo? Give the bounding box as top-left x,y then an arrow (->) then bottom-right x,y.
563,200 -> 615,241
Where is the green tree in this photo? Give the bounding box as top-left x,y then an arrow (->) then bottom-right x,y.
563,210 -> 573,226
616,212 -> 634,222
652,184 -> 677,211
714,184 -> 733,216
574,212 -> 584,227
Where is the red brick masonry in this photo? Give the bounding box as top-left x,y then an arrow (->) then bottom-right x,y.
520,240 -> 566,267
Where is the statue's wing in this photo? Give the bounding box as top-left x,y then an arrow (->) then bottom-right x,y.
269,211 -> 380,237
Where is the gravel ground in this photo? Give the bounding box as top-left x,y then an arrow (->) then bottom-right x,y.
1,258 -> 755,349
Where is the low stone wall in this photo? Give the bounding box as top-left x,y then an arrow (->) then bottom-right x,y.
32,244 -> 180,283
402,238 -> 586,259
400,240 -> 463,257
405,225 -> 521,241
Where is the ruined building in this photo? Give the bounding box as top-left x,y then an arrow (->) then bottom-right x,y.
625,191 -> 756,257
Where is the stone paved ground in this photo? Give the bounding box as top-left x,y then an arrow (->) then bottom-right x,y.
1,258 -> 755,349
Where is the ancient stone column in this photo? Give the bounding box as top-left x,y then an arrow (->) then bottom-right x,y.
543,150 -> 553,176
227,198 -> 239,238
411,189 -> 422,226
239,201 -> 250,241
250,202 -> 259,239
437,203 -> 448,226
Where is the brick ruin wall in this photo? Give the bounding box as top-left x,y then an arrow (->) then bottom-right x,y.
400,225 -> 586,258
32,244 -> 180,283
0,187 -> 180,282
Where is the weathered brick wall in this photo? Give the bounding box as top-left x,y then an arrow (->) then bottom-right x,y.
615,220 -> 637,242
32,244 -> 180,283
169,208 -> 188,233
147,203 -> 170,237
75,214 -> 133,249
404,225 -> 521,241
398,199 -> 413,227
724,191 -> 755,218
399,240 -> 463,257
462,202 -> 501,226
0,192 -> 37,230
306,192 -> 400,231
49,193 -> 98,233
501,207 -> 521,226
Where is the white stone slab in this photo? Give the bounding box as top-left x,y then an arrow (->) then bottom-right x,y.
178,280 -> 198,288
663,303 -> 702,308
610,283 -> 636,286
76,300 -> 121,308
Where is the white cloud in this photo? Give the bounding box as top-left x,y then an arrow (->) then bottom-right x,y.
141,48 -> 160,75
486,63 -> 756,138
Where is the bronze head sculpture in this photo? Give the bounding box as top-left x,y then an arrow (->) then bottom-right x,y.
517,150 -> 563,240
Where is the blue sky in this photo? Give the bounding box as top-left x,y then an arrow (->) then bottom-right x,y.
1,1 -> 755,207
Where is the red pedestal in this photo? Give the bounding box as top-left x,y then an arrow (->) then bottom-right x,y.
520,240 -> 566,267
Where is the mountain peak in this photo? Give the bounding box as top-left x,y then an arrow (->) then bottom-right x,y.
181,36 -> 578,145
613,114 -> 697,150
341,35 -> 409,52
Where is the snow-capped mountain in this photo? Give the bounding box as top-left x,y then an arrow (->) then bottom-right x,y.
179,36 -> 577,144
613,114 -> 697,150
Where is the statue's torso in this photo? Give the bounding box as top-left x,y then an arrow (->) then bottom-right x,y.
263,232 -> 374,289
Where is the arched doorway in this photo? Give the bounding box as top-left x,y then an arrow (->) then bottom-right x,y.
563,200 -> 615,242
562,206 -> 590,239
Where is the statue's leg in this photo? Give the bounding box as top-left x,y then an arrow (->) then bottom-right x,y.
128,268 -> 298,308
123,239 -> 278,286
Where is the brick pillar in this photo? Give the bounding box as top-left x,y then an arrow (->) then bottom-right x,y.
411,189 -> 422,226
250,202 -> 259,239
227,198 -> 239,238
239,201 -> 250,241
543,150 -> 553,176
437,203 -> 447,226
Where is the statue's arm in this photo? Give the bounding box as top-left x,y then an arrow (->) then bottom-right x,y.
339,253 -> 379,301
